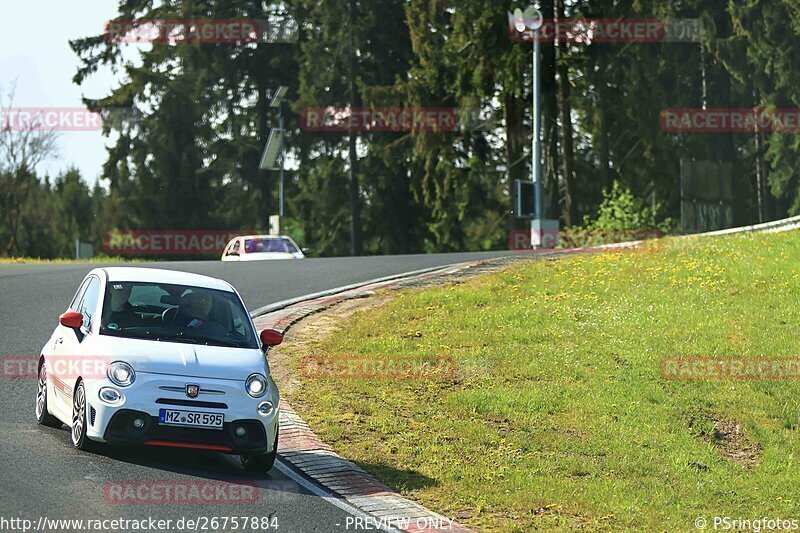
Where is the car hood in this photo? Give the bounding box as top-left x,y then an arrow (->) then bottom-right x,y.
93,335 -> 266,381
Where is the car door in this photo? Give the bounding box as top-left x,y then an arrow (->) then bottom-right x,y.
47,278 -> 89,416
51,276 -> 102,415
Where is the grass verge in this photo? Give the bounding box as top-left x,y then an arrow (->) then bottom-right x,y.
0,255 -> 152,264
280,232 -> 800,530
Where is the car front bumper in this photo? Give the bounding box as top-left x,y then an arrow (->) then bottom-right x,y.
83,372 -> 279,454
101,409 -> 272,453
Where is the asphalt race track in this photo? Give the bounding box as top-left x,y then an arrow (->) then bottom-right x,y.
0,251 -> 510,531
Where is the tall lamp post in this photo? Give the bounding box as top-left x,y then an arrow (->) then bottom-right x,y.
513,6 -> 558,248
514,7 -> 543,220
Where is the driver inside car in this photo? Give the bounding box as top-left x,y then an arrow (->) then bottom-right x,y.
173,290 -> 227,337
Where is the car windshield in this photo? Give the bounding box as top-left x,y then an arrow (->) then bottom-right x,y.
99,281 -> 258,349
244,237 -> 298,254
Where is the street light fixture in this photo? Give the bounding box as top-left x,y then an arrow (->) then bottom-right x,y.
259,86 -> 289,233
269,86 -> 288,108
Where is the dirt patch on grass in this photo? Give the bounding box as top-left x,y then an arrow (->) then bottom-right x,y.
267,293 -> 396,397
689,411 -> 763,468
713,418 -> 763,468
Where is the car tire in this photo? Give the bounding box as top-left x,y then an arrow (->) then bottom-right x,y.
241,429 -> 278,473
35,362 -> 61,428
71,381 -> 93,451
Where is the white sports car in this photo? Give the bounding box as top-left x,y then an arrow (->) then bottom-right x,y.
36,267 -> 282,473
221,235 -> 306,261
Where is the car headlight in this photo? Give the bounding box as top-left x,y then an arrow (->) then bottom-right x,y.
99,386 -> 124,405
257,401 -> 274,416
108,361 -> 135,387
246,373 -> 268,398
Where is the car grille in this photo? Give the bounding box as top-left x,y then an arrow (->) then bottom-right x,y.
155,398 -> 228,409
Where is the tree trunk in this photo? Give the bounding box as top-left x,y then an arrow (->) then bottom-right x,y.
540,0 -> 560,221
555,0 -> 576,226
347,0 -> 362,255
505,92 -> 527,234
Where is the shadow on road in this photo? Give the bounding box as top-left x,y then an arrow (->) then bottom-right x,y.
82,441 -> 304,493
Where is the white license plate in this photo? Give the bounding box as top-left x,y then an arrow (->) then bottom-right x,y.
158,409 -> 224,430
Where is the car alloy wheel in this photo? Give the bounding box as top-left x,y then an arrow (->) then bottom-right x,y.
35,362 -> 60,427
71,381 -> 92,450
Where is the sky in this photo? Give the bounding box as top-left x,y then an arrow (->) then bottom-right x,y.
0,1 -> 126,186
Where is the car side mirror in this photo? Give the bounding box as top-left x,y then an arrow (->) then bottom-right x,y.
301,247 -> 310,255
260,328 -> 283,352
59,310 -> 83,329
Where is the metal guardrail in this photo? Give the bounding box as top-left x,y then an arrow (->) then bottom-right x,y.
697,215 -> 800,237
249,264 -> 463,318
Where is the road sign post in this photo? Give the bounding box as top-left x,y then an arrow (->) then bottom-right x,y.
260,86 -> 289,235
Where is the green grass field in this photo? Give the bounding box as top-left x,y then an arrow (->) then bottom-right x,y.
0,255 -> 148,264
282,232 -> 800,531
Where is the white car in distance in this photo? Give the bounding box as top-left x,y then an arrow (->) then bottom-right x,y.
36,267 -> 282,473
221,235 -> 306,261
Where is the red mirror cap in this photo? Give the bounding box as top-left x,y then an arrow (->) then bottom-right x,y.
260,328 -> 283,347
59,310 -> 83,329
